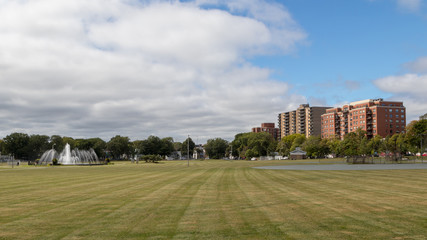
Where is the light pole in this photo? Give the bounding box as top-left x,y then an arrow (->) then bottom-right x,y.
187,135 -> 190,167
421,135 -> 424,163
417,133 -> 426,163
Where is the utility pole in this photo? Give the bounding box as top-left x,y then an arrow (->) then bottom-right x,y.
421,137 -> 424,163
187,134 -> 190,167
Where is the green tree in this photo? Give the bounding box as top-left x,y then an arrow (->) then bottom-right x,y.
50,135 -> 65,152
0,139 -> 4,154
181,137 -> 195,159
232,132 -> 276,159
107,135 -> 131,159
247,132 -> 275,157
62,137 -> 76,149
133,140 -> 145,155
368,134 -> 383,156
205,138 -> 228,159
143,135 -> 163,155
327,136 -> 342,156
290,134 -> 306,151
387,133 -> 408,161
302,136 -> 330,158
341,133 -> 359,157
27,134 -> 50,160
405,119 -> 427,154
173,142 -> 182,152
160,137 -> 174,157
276,134 -> 306,156
3,133 -> 30,159
340,128 -> 369,162
232,133 -> 251,159
90,138 -> 107,158
75,139 -> 91,150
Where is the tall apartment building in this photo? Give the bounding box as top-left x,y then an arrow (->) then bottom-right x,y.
321,99 -> 406,139
278,104 -> 331,139
252,123 -> 279,140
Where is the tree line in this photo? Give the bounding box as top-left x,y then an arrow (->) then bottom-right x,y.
0,134 -> 197,161
1,119 -> 426,161
230,119 -> 427,160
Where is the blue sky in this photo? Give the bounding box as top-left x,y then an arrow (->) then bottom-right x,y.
253,0 -> 427,106
0,0 -> 426,142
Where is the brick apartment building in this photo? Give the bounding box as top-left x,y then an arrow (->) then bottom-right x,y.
321,99 -> 406,139
252,123 -> 279,140
278,104 -> 331,140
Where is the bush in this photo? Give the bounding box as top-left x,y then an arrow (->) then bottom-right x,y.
140,155 -> 162,163
52,158 -> 58,165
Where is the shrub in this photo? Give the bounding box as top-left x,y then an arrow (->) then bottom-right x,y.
52,158 -> 58,165
140,155 -> 162,163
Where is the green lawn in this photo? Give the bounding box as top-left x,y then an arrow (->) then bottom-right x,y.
0,160 -> 426,239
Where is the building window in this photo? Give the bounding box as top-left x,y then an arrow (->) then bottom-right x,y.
389,109 -> 393,112
401,110 -> 404,113
401,115 -> 404,118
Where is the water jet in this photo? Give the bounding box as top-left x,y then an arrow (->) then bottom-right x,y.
39,143 -> 100,165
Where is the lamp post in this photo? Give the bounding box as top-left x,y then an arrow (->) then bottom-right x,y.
187,134 -> 190,167
421,134 -> 425,163
417,133 -> 426,163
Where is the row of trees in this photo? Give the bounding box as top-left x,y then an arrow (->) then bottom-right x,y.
1,120 -> 426,161
0,133 -> 197,161
229,119 -> 427,160
0,133 -> 107,160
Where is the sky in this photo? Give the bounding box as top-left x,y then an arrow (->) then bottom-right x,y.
0,0 -> 427,143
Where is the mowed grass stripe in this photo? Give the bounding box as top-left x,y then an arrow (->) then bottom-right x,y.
0,166 -> 180,225
249,168 -> 427,239
1,160 -> 426,239
0,164 -> 197,239
172,167 -> 237,239
57,167 -> 215,239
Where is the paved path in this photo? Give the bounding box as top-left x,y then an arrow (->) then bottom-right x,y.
254,163 -> 427,171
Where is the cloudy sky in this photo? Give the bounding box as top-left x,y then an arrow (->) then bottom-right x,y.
1,0 -> 426,142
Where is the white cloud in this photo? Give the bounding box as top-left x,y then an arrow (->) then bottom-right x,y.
374,73 -> 427,120
404,57 -> 427,73
0,0 -> 307,142
396,0 -> 422,11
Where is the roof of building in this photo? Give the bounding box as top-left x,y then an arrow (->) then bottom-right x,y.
290,147 -> 306,155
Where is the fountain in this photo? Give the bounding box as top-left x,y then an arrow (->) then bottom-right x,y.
39,143 -> 100,165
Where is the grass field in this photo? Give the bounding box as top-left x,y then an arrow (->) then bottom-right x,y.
0,160 -> 426,239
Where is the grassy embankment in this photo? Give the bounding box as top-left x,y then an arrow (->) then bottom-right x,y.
0,160 -> 426,239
